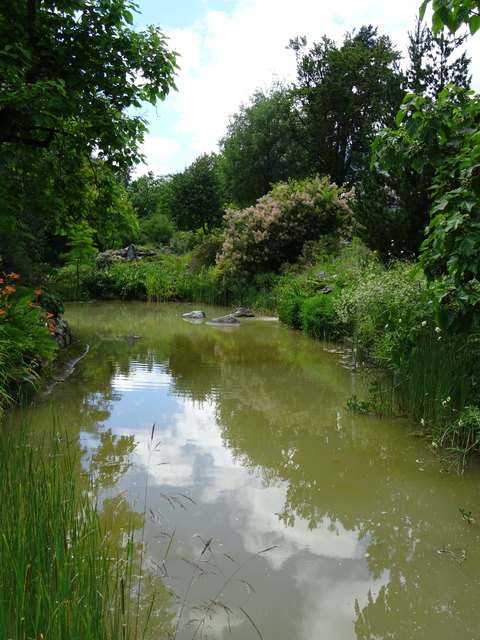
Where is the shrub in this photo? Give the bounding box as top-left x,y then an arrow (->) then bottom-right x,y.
0,272 -> 58,412
217,176 -> 353,282
333,260 -> 425,352
138,213 -> 175,246
189,230 -> 224,268
277,284 -> 306,330
300,291 -> 345,340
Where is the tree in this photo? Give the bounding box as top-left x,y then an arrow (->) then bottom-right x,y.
165,153 -> 224,234
373,86 -> 480,330
406,18 -> 471,97
0,0 -> 178,274
126,172 -> 171,218
288,26 -> 403,187
354,19 -> 471,260
218,85 -> 307,208
0,0 -> 178,164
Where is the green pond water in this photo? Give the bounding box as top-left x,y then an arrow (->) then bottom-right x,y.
27,302 -> 480,638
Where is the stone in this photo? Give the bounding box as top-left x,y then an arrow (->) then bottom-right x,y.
182,310 -> 206,319
50,317 -> 72,349
124,244 -> 137,261
231,307 -> 255,317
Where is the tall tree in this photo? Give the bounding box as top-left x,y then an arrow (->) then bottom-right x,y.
354,19 -> 471,259
218,85 -> 307,208
288,26 -> 403,187
127,172 -> 168,219
406,18 -> 471,96
165,154 -> 224,234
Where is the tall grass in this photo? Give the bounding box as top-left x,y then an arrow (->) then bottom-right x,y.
0,418 -> 137,640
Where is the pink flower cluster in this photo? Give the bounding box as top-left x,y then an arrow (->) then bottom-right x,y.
217,176 -> 353,281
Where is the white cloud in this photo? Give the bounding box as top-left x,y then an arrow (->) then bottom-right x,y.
134,135 -> 180,176
147,0 -> 424,169
140,0 -> 480,178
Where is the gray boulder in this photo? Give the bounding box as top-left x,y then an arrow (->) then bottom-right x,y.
182,310 -> 206,319
231,307 -> 255,317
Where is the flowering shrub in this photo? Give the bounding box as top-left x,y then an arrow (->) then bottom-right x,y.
333,261 -> 426,353
0,272 -> 58,411
217,176 -> 353,282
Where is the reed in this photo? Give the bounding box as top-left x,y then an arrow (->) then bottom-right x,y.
0,418 -> 135,640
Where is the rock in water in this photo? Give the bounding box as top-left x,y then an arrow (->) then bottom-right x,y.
231,307 -> 255,317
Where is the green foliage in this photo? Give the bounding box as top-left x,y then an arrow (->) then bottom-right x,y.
288,25 -> 403,186
0,1 -> 178,162
420,0 -> 480,35
218,84 -> 307,207
0,421 -> 142,639
170,230 -> 201,254
334,260 -> 426,352
300,290 -> 346,340
165,153 -> 224,233
218,176 -> 352,282
405,18 -> 471,97
126,172 -> 171,218
373,86 -> 480,330
138,213 -> 175,246
188,230 -> 225,268
277,290 -> 305,330
80,255 -> 191,301
0,0 -> 177,274
0,272 -> 58,413
355,19 -> 470,260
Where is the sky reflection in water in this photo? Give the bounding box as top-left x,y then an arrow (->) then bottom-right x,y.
61,302 -> 480,640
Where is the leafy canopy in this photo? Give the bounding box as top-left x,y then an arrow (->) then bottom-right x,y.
0,0 -> 178,273
0,0 -> 178,166
373,26 -> 480,330
420,0 -> 480,34
288,25 -> 403,186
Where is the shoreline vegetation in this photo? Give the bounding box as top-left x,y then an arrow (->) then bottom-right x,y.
1,0 -> 479,636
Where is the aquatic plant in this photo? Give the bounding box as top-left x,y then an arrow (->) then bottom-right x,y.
0,421 -> 137,639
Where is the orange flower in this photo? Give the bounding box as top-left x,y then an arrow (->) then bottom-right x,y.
48,324 -> 56,333
0,279 -> 3,284
1,286 -> 15,295
8,272 -> 20,279
0,310 -> 6,315
27,301 -> 37,308
34,289 -> 42,295
46,312 -> 55,318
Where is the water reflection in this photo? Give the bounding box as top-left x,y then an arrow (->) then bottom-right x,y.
26,302 -> 480,639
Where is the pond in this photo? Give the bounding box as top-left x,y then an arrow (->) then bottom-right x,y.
28,302 -> 480,639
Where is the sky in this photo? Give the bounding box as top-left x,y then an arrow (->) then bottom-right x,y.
130,0 -> 479,177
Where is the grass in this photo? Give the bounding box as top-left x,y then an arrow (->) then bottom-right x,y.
0,417 -> 139,640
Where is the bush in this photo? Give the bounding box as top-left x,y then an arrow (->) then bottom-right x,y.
0,272 -> 58,412
218,176 -> 353,282
300,291 -> 345,340
138,213 -> 175,246
189,230 -> 224,268
333,260 -> 425,352
277,286 -> 306,330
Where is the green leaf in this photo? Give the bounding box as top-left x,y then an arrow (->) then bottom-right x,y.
469,14 -> 480,34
